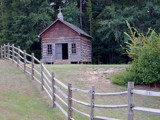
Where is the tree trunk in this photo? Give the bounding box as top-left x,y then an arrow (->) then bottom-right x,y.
80,0 -> 82,29
89,13 -> 92,36
128,0 -> 130,4
110,0 -> 112,5
1,2 -> 3,17
111,50 -> 114,63
137,0 -> 139,8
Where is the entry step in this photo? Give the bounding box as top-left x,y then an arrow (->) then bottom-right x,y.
54,60 -> 70,64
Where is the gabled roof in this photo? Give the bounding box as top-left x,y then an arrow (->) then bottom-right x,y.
38,19 -> 92,38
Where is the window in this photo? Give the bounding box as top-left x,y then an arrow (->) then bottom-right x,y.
72,43 -> 76,54
47,44 -> 52,55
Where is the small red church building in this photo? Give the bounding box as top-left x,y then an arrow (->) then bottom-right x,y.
38,9 -> 92,64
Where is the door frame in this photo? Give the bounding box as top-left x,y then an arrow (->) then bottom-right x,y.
55,43 -> 69,60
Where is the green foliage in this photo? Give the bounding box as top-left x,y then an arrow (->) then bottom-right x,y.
0,0 -> 53,50
93,5 -> 140,64
28,50 -> 41,63
63,2 -> 81,27
1,0 -> 160,63
131,31 -> 160,84
86,0 -> 93,35
86,0 -> 92,18
97,6 -> 138,42
114,22 -> 160,85
112,70 -> 136,86
92,0 -> 160,64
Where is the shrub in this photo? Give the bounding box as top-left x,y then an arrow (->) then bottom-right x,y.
112,70 -> 140,86
113,22 -> 160,85
27,50 -> 41,63
132,40 -> 160,84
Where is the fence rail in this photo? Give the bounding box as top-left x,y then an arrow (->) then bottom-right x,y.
0,43 -> 160,120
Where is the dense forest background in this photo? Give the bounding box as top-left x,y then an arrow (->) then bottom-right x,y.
0,0 -> 160,64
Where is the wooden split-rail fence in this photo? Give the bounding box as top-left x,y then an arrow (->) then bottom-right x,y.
0,43 -> 160,120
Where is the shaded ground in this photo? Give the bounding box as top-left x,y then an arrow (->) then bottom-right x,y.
0,60 -> 64,120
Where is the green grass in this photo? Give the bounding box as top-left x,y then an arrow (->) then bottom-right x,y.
45,64 -> 160,120
1,60 -> 160,120
0,60 -> 64,120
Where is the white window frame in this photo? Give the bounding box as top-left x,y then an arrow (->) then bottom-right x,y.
47,44 -> 52,55
72,43 -> 76,54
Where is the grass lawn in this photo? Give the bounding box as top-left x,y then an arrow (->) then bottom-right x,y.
1,60 -> 160,120
45,64 -> 160,120
0,60 -> 65,120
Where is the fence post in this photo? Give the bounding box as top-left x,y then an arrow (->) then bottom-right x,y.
12,44 -> 14,63
40,59 -> 44,91
52,73 -> 56,108
7,43 -> 10,60
68,83 -> 72,120
128,82 -> 134,120
1,46 -> 3,59
24,50 -> 26,73
17,46 -> 20,67
4,44 -> 6,59
31,53 -> 34,80
90,86 -> 95,120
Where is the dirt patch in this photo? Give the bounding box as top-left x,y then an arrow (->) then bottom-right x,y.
79,68 -> 126,88
104,68 -> 125,74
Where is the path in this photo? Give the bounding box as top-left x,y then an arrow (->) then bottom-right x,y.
0,60 -> 64,120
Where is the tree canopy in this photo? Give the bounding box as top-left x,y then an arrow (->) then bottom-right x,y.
0,0 -> 160,63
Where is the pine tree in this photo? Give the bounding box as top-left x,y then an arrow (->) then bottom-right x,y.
80,0 -> 83,29
87,0 -> 93,35
0,1 -> 3,46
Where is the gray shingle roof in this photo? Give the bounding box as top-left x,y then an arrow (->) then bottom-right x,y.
38,19 -> 92,38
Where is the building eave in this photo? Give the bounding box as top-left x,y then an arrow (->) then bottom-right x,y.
38,19 -> 92,39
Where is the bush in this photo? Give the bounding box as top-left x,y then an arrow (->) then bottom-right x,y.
112,70 -> 136,86
27,50 -> 41,63
131,31 -> 160,85
113,22 -> 160,86
132,39 -> 160,84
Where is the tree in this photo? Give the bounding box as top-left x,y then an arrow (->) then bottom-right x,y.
92,0 -> 160,64
63,2 -> 81,27
1,0 -> 160,64
86,0 -> 93,35
1,0 -> 53,50
124,23 -> 160,85
94,5 -> 139,63
80,0 -> 83,29
0,1 -> 3,46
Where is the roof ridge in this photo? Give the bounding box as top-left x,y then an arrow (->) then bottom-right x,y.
38,19 -> 92,38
